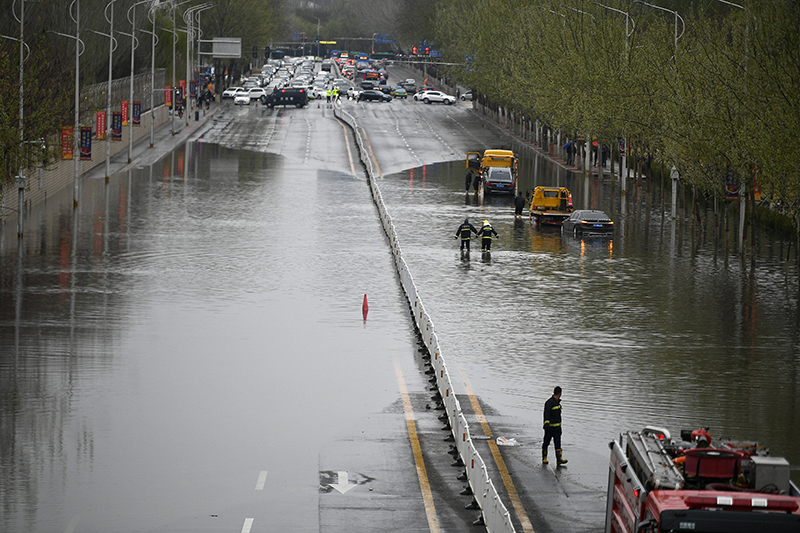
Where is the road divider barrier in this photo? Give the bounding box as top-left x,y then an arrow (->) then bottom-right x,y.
335,106 -> 517,533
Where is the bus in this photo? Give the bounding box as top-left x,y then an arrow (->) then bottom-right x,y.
356,53 -> 370,70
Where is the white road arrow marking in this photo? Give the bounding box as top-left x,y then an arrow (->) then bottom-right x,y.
241,518 -> 254,533
329,470 -> 357,494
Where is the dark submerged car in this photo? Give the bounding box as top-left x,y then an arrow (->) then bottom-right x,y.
562,210 -> 614,236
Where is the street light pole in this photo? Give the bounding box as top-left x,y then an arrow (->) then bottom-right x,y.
633,0 -> 684,65
591,2 -> 636,199
127,0 -> 151,163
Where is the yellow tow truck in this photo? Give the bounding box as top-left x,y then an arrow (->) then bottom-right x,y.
466,149 -> 518,194
528,186 -> 573,226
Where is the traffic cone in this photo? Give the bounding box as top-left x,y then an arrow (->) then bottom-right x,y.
362,294 -> 369,320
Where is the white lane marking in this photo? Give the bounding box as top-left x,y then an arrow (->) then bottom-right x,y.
64,515 -> 81,533
241,517 -> 254,533
255,470 -> 268,490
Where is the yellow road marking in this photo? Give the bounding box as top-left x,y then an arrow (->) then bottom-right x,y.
460,370 -> 535,533
394,359 -> 441,533
361,130 -> 384,179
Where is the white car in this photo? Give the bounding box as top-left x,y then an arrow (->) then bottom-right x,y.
222,86 -> 243,99
233,89 -> 250,105
414,90 -> 456,105
248,87 -> 267,101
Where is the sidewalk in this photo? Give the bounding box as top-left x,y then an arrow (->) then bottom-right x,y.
81,104 -> 224,182
1,103 -> 225,222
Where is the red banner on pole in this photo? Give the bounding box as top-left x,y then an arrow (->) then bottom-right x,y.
96,112 -> 106,140
165,85 -> 172,107
121,100 -> 129,126
61,127 -> 73,160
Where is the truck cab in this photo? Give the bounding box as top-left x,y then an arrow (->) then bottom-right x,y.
529,186 -> 573,225
605,427 -> 800,533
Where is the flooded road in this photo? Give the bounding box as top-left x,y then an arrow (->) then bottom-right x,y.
364,144 -> 800,482
2,76 -> 799,533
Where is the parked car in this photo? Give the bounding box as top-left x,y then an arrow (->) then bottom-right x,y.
562,210 -> 614,236
233,88 -> 250,105
414,90 -> 456,105
358,89 -> 392,102
390,87 -> 408,99
222,86 -> 243,99
460,90 -> 473,101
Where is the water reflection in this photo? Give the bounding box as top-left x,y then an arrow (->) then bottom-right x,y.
378,158 -> 800,485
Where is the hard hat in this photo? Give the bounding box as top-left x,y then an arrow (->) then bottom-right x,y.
483,220 -> 489,225
464,218 -> 469,223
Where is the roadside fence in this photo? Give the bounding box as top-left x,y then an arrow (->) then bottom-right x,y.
334,105 -> 517,533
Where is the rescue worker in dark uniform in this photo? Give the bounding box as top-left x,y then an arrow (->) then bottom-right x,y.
514,192 -> 526,218
465,171 -> 473,191
455,218 -> 478,250
542,386 -> 567,465
476,220 -> 498,252
472,172 -> 481,192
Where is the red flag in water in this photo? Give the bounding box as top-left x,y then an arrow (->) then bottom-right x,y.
362,294 -> 369,320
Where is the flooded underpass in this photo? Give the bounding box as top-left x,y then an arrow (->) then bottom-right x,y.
375,156 -> 800,486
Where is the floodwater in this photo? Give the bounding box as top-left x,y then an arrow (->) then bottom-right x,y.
0,142 -> 423,532
377,157 -> 800,485
2,126 -> 799,532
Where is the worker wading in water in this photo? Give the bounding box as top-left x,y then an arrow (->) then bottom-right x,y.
476,220 -> 498,252
542,386 -> 567,465
455,218 -> 478,250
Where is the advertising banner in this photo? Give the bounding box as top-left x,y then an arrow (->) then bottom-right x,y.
176,83 -> 185,106
190,80 -> 197,98
121,100 -> 129,126
61,127 -> 73,160
165,85 -> 172,107
96,111 -> 106,140
80,126 -> 92,160
112,112 -> 122,141
132,101 -> 141,126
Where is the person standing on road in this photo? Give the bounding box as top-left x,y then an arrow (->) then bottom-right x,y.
465,170 -> 473,192
455,218 -> 478,251
514,192 -> 526,218
542,386 -> 567,465
472,172 -> 481,193
476,220 -> 498,252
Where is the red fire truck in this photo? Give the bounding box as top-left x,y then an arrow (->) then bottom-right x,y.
605,426 -> 800,532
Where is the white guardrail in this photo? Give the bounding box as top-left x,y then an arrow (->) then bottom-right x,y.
334,106 -> 517,533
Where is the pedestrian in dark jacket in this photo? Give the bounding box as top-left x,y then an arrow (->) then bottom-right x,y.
454,218 -> 478,250
542,386 -> 567,465
472,173 -> 481,192
465,171 -> 473,192
476,220 -> 498,252
514,192 -> 526,218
